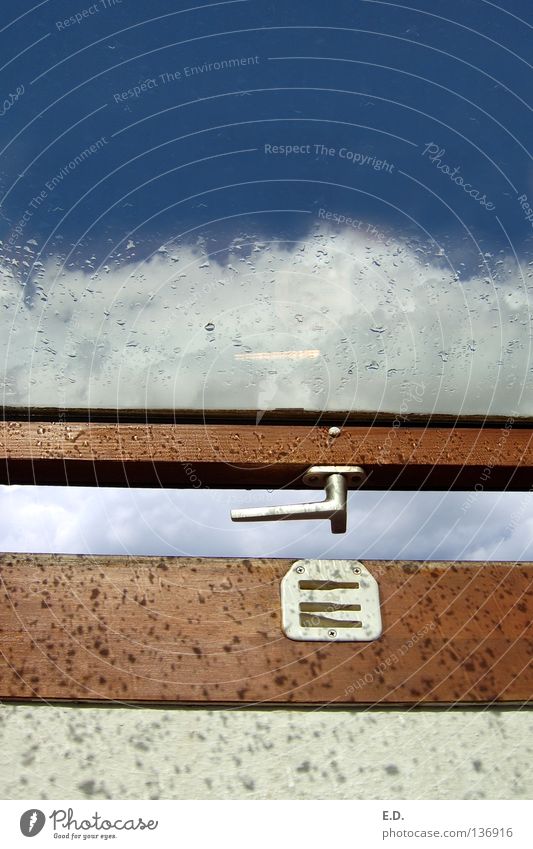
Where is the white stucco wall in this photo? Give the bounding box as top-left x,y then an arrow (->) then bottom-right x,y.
1,705 -> 531,800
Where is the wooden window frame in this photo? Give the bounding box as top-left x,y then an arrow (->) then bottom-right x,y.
1,554 -> 531,706
1,410 -> 532,491
1,410 -> 532,707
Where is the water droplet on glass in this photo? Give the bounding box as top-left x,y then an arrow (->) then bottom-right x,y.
204,322 -> 215,332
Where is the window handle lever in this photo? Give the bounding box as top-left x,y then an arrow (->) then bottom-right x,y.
230,466 -> 365,534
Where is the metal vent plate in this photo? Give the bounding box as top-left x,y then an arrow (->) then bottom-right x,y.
281,559 -> 382,642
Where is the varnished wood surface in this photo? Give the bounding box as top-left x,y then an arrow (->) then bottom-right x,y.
4,406 -> 532,425
0,555 -> 531,705
1,421 -> 532,489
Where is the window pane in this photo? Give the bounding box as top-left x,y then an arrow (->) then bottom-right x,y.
1,1 -> 531,415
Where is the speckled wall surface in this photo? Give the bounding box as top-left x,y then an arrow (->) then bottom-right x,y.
0,706 -> 531,800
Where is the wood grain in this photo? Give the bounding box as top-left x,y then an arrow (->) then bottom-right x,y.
1,421 -> 532,490
1,555 -> 531,705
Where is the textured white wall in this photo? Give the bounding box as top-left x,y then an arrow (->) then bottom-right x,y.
0,705 -> 531,800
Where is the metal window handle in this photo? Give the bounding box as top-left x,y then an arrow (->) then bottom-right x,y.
230,466 -> 365,534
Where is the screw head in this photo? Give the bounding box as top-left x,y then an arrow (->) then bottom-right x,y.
328,426 -> 341,438
327,629 -> 337,639
352,566 -> 361,575
295,565 -> 305,574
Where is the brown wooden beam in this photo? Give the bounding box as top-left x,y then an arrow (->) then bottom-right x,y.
3,405 -> 530,425
0,555 -> 531,705
0,420 -> 531,490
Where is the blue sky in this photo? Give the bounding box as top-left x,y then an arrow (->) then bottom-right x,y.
2,0 -> 531,254
1,0 -> 532,414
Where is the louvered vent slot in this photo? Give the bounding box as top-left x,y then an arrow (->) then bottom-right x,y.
298,583 -> 362,628
281,560 -> 382,642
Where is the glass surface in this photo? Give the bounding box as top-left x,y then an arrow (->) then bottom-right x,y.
0,0 -> 531,415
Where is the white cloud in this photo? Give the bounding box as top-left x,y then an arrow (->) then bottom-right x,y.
1,485 -> 533,561
1,226 -> 532,414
